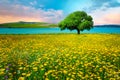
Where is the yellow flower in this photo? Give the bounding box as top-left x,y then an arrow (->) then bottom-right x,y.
110,78 -> 116,80
63,70 -> 67,74
45,78 -> 49,80
0,68 -> 5,72
33,67 -> 38,71
70,78 -> 74,80
18,67 -> 23,70
0,71 -> 4,75
26,73 -> 31,77
18,77 -> 25,80
22,73 -> 26,76
44,63 -> 47,66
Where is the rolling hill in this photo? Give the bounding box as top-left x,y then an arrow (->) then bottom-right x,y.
0,21 -> 58,28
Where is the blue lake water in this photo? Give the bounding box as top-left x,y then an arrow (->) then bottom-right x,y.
0,27 -> 120,34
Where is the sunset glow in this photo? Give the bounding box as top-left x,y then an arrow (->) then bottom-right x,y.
0,0 -> 120,25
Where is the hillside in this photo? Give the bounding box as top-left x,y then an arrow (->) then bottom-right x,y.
0,21 -> 58,28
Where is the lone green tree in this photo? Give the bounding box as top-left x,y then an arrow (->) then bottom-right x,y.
58,11 -> 94,34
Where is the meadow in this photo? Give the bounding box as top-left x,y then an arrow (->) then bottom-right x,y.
0,34 -> 120,80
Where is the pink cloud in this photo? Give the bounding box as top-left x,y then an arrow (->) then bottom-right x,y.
104,13 -> 120,24
89,6 -> 120,25
0,2 -> 64,23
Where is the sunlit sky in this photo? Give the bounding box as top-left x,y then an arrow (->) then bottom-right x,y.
0,0 -> 120,25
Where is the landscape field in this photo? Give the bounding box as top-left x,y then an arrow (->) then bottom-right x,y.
0,34 -> 120,80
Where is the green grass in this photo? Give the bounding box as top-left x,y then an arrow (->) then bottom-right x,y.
0,22 -> 58,28
0,34 -> 120,80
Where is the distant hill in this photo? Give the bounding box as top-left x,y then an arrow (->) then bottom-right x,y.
0,22 -> 120,28
0,21 -> 58,28
94,25 -> 120,28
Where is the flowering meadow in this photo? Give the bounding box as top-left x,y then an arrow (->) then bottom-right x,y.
0,34 -> 120,80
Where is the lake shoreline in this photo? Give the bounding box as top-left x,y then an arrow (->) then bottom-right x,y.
0,33 -> 120,35
0,27 -> 120,34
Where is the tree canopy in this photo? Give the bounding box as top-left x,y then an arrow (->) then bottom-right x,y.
58,11 -> 94,34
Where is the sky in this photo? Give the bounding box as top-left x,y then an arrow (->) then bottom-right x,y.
0,0 -> 120,25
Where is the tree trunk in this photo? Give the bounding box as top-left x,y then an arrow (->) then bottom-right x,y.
77,29 -> 80,34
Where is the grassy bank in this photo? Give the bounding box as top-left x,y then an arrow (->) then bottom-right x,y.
0,34 -> 120,80
0,22 -> 58,28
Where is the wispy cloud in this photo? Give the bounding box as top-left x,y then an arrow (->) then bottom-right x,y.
0,0 -> 64,23
30,1 -> 37,6
89,5 -> 120,25
89,0 -> 120,11
0,0 -> 120,25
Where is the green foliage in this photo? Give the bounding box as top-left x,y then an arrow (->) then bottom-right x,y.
59,11 -> 94,34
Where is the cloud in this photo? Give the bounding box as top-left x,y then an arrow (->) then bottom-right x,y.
0,0 -> 120,25
89,0 -> 120,11
30,0 -> 37,6
0,0 -> 64,23
89,5 -> 120,25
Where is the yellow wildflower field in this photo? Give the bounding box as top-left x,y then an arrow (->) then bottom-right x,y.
0,34 -> 120,80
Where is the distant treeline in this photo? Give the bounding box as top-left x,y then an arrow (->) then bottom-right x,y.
94,25 -> 120,28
